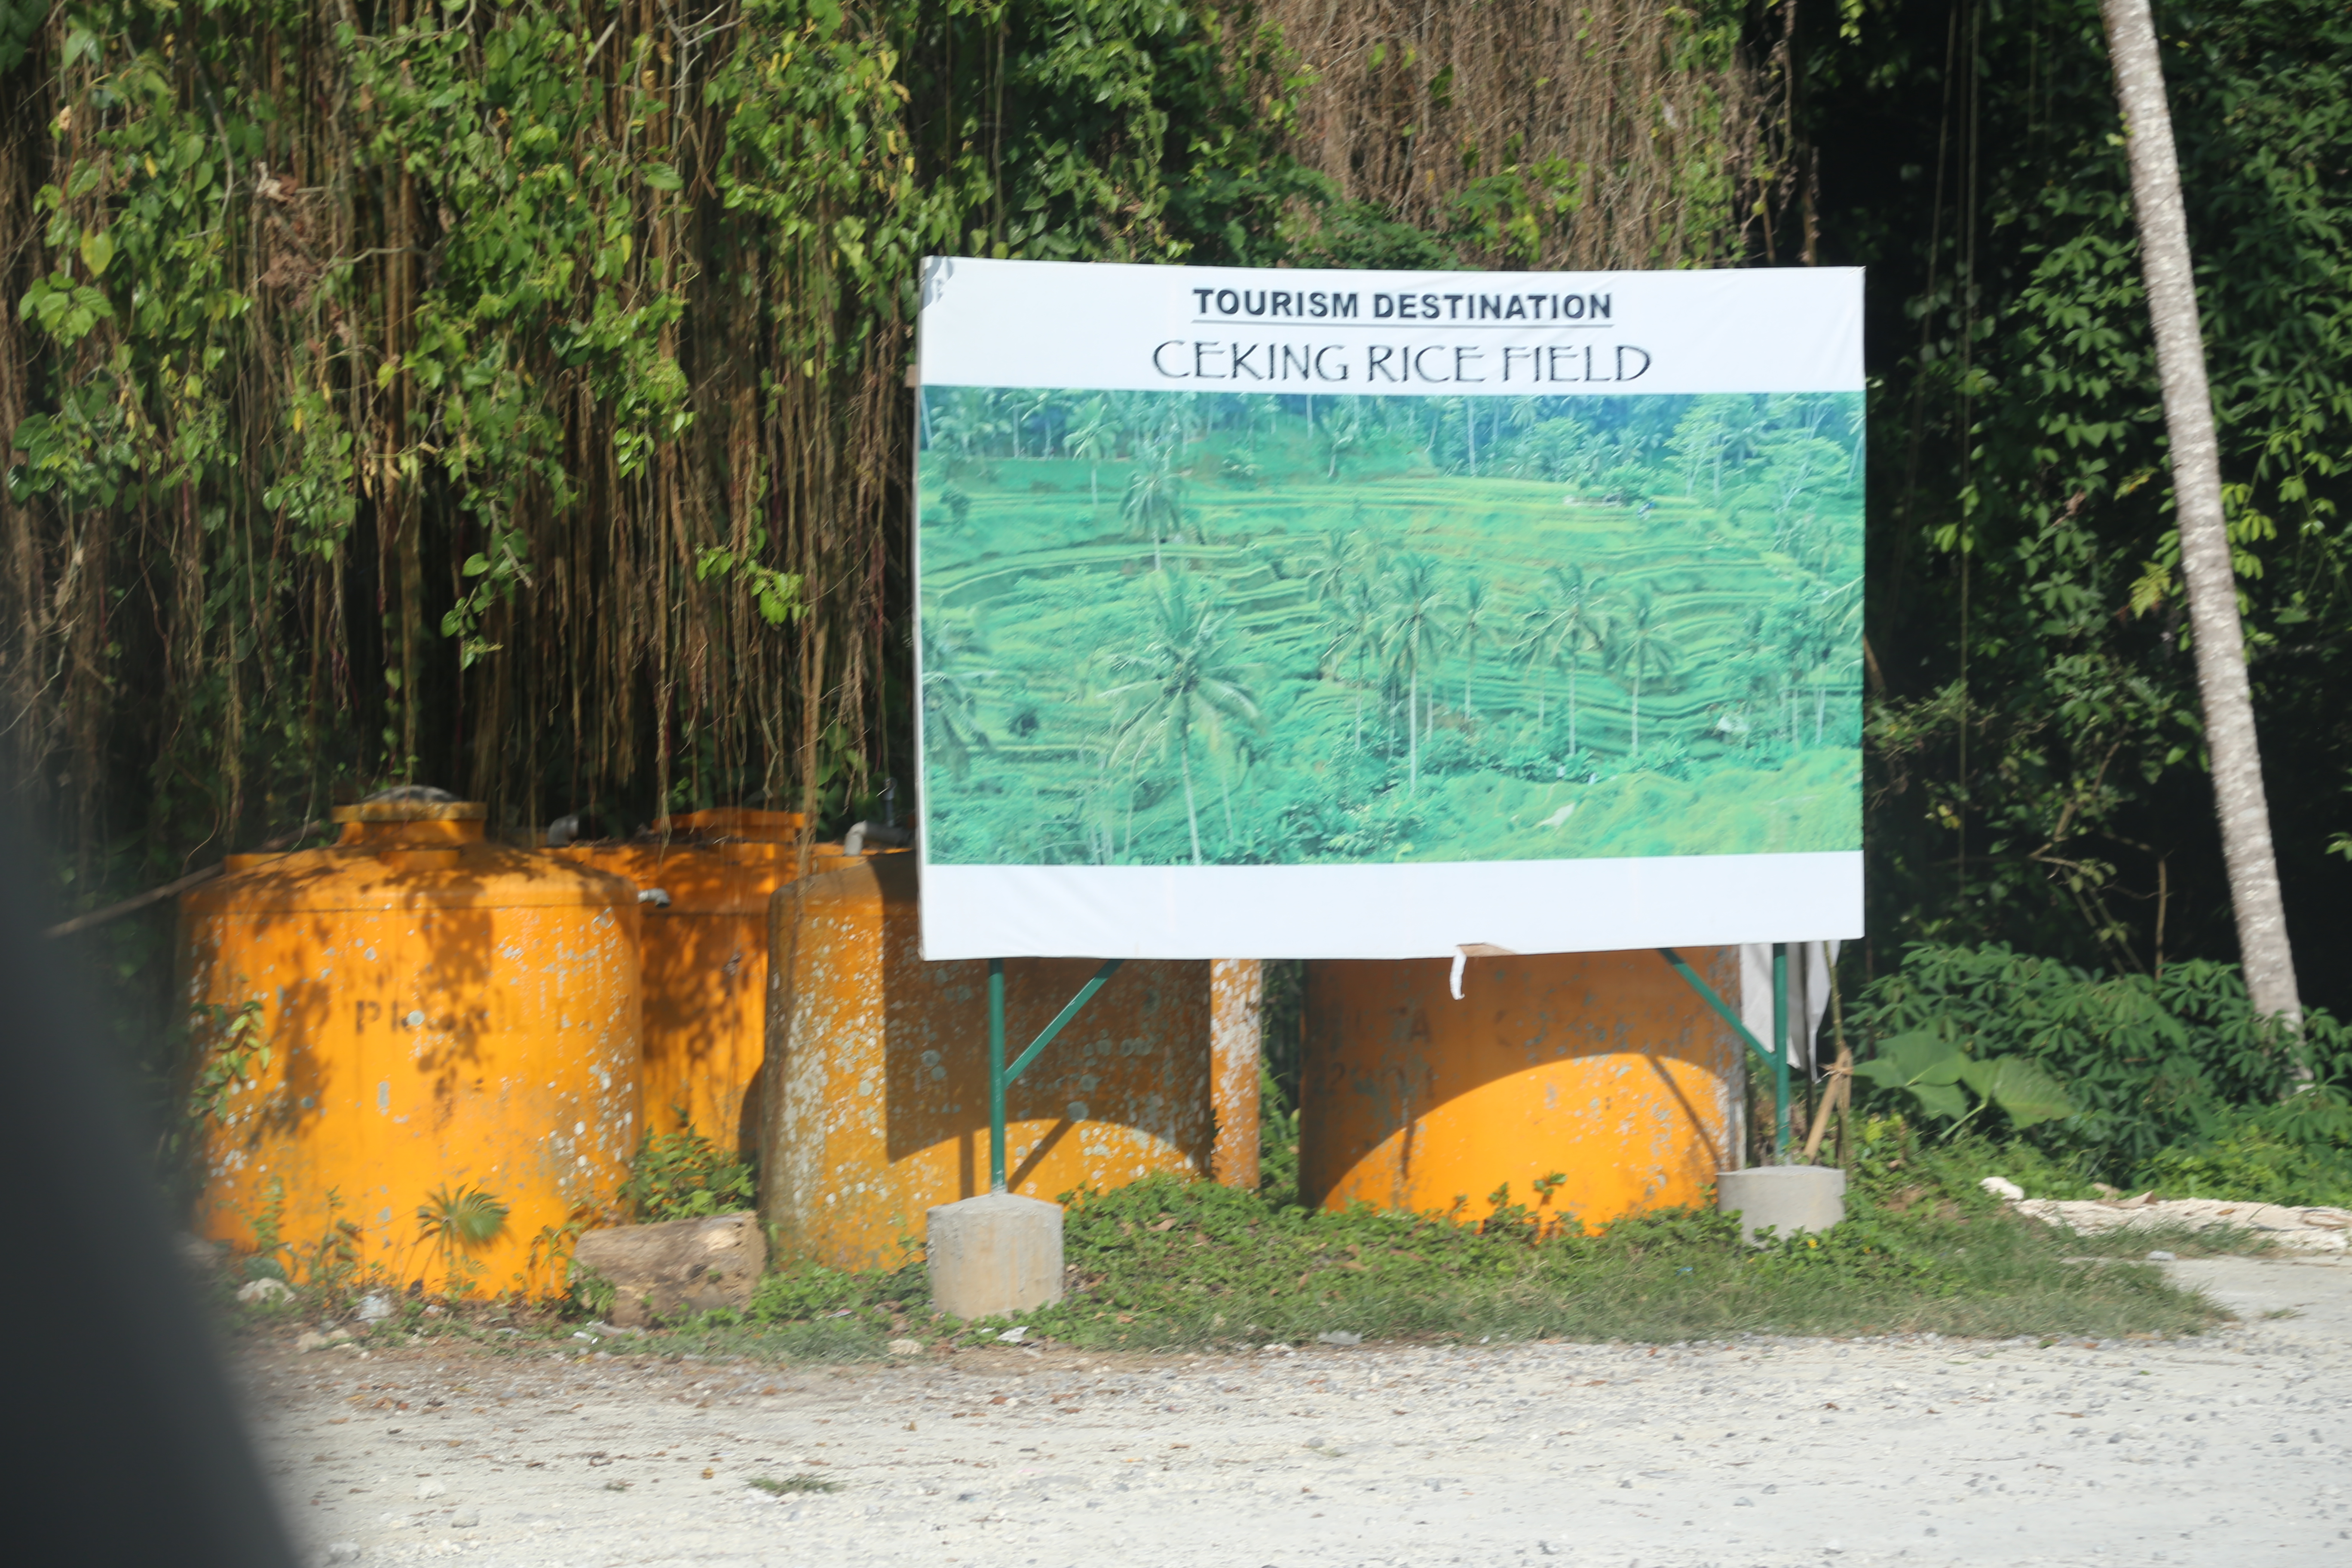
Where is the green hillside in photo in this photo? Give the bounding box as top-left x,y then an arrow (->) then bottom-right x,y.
916,388 -> 1862,868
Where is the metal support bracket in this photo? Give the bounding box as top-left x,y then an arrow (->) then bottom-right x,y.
987,957 -> 1125,1193
1658,945 -> 1791,1160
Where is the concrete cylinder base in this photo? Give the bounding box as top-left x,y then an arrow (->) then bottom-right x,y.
1717,1165 -> 1847,1245
925,1191 -> 1065,1320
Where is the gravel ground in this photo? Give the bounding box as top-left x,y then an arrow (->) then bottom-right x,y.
243,1256 -> 2352,1568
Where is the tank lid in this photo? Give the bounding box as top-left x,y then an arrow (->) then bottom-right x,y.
665,807 -> 807,841
333,799 -> 489,823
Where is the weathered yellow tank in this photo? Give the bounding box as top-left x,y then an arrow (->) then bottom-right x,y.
554,808 -> 826,1154
182,797 -> 641,1295
762,853 -> 1221,1270
1300,948 -> 1743,1233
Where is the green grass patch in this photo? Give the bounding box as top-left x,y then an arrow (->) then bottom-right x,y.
748,1473 -> 842,1495
969,1171 -> 2217,1348
242,1115 -> 2229,1360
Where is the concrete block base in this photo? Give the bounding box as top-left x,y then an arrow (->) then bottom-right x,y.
1718,1165 -> 1847,1245
926,1191 -> 1064,1320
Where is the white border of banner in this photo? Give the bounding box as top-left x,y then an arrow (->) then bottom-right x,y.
912,257 -> 1866,959
916,256 -> 1863,397
919,853 -> 1861,961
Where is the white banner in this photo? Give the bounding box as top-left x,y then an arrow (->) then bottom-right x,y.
913,258 -> 1865,960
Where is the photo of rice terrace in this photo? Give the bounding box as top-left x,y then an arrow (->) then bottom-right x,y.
916,388 -> 1862,868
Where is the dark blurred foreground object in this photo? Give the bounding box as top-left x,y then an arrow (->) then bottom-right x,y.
0,819 -> 298,1567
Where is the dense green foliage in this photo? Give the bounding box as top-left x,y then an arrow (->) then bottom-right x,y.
619,1122 -> 756,1221
1,0 -> 1785,1089
1849,940 -> 2352,1188
1808,0 -> 2352,1004
2139,1096 -> 2352,1208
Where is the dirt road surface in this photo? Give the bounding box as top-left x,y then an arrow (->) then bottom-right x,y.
242,1256 -> 2352,1568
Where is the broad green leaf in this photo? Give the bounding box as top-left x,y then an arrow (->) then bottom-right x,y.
1908,1081 -> 1972,1121
79,228 -> 113,278
1981,1056 -> 2073,1129
1855,1028 -> 1972,1121
1854,1028 -> 1966,1089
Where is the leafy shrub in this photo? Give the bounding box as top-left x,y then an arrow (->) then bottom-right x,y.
748,1258 -> 925,1323
1849,943 -> 2352,1177
416,1182 -> 510,1296
620,1123 -> 755,1222
568,1265 -> 618,1320
1852,1022 -> 2073,1133
2139,1089 -> 2352,1208
1418,726 -> 1495,777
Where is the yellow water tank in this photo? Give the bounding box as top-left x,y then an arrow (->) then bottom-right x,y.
1300,948 -> 1743,1233
762,853 -> 1220,1270
554,808 -> 835,1154
182,798 -> 642,1295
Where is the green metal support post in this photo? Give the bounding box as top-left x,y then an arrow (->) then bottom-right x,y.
988,959 -> 1007,1191
1771,942 -> 1791,1158
987,957 -> 1125,1194
1658,946 -> 1788,1162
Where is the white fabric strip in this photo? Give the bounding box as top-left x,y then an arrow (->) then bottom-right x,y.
920,853 -> 1861,962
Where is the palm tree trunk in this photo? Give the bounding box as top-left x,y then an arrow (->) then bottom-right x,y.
1567,652 -> 1578,757
1407,669 -> 1419,794
1180,732 -> 1204,866
2103,0 -> 2300,1025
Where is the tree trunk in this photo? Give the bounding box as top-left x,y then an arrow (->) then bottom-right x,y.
2101,0 -> 2303,1027
1180,729 -> 1203,866
1407,669 -> 1419,794
1567,652 -> 1577,756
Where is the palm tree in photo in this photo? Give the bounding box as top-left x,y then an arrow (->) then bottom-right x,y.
1608,591 -> 1683,762
920,610 -> 995,775
1013,388 -> 1056,458
1380,553 -> 1452,795
1321,400 -> 1366,479
1067,398 -> 1114,506
1305,524 -> 1372,609
1124,453 -> 1187,571
1518,564 -> 1611,756
1456,575 -> 1493,721
1102,573 -> 1262,866
1812,577 -> 1864,743
1323,573 -> 1386,753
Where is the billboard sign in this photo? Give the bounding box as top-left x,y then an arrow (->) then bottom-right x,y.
913,259 -> 1864,960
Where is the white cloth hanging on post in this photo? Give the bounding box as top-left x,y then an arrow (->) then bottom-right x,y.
1738,941 -> 1842,1077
